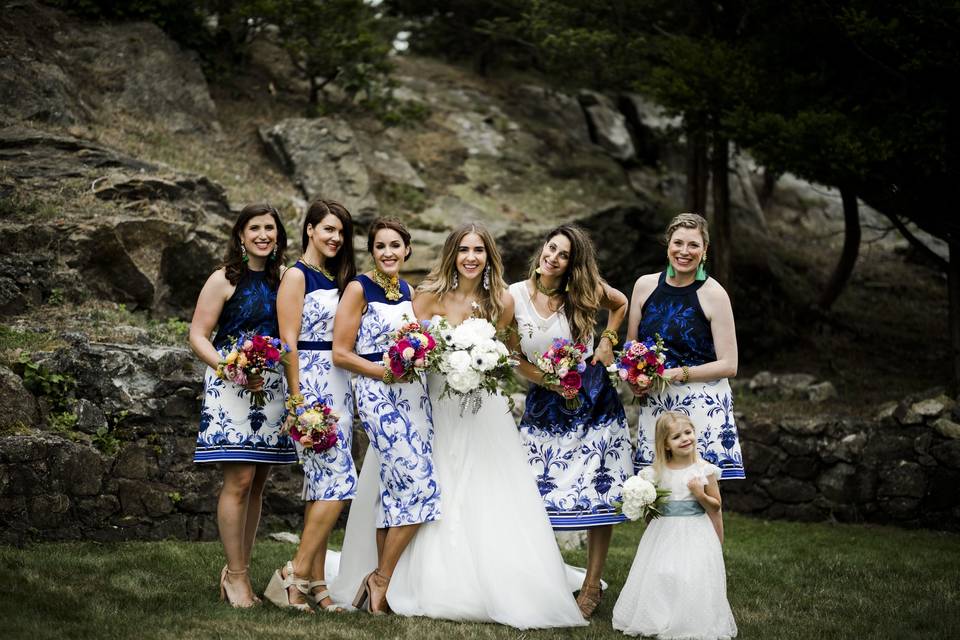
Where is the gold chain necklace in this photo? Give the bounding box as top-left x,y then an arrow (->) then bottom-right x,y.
301,257 -> 333,281
535,274 -> 560,297
371,269 -> 401,301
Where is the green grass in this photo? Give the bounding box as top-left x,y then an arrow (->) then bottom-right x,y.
1,514 -> 958,639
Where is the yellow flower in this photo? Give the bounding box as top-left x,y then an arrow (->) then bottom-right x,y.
225,351 -> 238,365
237,354 -> 248,368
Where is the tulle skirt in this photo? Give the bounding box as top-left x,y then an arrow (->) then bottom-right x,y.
612,513 -> 737,639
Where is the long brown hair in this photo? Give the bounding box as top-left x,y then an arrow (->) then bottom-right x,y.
653,412 -> 701,478
303,199 -> 356,291
419,223 -> 507,323
223,203 -> 287,289
526,224 -> 604,343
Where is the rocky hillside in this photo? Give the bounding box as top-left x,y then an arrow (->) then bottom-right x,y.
0,2 -> 954,541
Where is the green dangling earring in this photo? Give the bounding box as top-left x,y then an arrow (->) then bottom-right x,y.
666,263 -> 676,278
695,257 -> 707,281
240,243 -> 249,264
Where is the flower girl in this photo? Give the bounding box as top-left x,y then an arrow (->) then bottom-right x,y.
612,412 -> 737,639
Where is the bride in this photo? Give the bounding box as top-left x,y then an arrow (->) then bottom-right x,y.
328,223 -> 586,629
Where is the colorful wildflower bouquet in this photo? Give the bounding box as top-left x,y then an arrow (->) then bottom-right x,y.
534,338 -> 588,410
433,316 -> 515,414
217,332 -> 288,407
617,473 -> 671,521
382,318 -> 440,384
289,400 -> 340,455
608,334 -> 669,397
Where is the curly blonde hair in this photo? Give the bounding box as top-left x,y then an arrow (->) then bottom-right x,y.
418,223 -> 507,323
526,224 -> 604,344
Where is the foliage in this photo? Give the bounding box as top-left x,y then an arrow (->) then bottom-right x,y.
14,354 -> 75,412
1,515 -> 959,638
92,426 -> 120,456
0,327 -> 61,360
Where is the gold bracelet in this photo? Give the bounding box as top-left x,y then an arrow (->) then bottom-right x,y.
600,329 -> 619,346
681,366 -> 690,383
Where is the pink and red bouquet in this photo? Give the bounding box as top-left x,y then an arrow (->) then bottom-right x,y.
382,318 -> 440,384
289,400 -> 340,455
608,334 -> 669,397
535,337 -> 588,409
216,332 -> 288,407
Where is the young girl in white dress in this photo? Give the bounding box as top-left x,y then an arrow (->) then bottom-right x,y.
612,412 -> 737,639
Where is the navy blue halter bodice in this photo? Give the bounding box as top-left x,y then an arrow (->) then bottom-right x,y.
212,269 -> 279,349
636,272 -> 716,369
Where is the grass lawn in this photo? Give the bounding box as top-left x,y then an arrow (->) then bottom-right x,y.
1,514 -> 958,640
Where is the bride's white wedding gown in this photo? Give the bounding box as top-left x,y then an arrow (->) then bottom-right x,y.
324,369 -> 588,629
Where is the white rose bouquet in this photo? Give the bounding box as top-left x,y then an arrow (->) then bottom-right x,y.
433,316 -> 516,414
617,472 -> 671,521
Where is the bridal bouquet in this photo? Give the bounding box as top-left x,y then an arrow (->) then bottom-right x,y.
617,472 -> 671,521
288,400 -> 340,455
382,318 -> 440,384
534,338 -> 588,410
216,332 -> 288,407
608,334 -> 669,397
433,317 -> 514,414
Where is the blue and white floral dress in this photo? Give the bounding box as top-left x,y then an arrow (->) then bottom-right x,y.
632,272 -> 744,479
195,269 -> 297,465
291,262 -> 357,501
353,274 -> 441,527
509,281 -> 633,530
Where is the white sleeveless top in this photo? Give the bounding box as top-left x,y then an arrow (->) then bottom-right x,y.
509,281 -> 594,360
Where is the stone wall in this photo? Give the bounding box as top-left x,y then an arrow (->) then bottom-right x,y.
3,342 -> 959,543
725,393 -> 960,530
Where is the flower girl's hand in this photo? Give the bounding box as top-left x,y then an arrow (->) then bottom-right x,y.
687,477 -> 706,496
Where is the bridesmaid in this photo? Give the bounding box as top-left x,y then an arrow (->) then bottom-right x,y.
265,200 -> 358,612
508,224 -> 633,619
332,217 -> 441,614
189,203 -> 297,607
627,213 -> 741,539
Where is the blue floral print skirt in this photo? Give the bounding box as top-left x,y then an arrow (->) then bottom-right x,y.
633,378 -> 745,479
195,368 -> 297,464
519,362 -> 633,530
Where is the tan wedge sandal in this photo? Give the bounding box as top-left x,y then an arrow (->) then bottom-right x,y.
306,580 -> 344,613
263,561 -> 313,613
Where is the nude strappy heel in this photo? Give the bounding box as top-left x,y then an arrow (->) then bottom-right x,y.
306,579 -> 343,612
263,561 -> 313,613
219,566 -> 257,608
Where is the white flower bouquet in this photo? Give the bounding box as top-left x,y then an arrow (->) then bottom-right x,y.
618,473 -> 671,521
433,316 -> 516,414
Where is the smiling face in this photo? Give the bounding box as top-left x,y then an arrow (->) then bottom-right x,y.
667,226 -> 706,277
665,420 -> 697,460
372,228 -> 408,276
538,233 -> 571,279
307,213 -> 344,260
239,213 -> 278,258
456,232 -> 487,281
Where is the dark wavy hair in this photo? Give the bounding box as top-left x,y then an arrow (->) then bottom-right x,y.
223,203 -> 287,289
366,217 -> 412,259
302,199 -> 356,291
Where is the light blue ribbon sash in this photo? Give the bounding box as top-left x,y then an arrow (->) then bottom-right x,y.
660,500 -> 706,517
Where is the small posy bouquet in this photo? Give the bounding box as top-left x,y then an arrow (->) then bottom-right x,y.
608,334 -> 669,397
617,473 -> 671,521
434,316 -> 515,414
382,318 -> 440,384
535,337 -> 588,410
217,332 -> 288,407
289,400 -> 340,455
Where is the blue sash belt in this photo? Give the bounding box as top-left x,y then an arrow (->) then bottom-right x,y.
297,340 -> 332,351
359,352 -> 384,362
660,500 -> 706,517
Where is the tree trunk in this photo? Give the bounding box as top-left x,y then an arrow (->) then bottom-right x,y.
308,76 -> 319,106
759,168 -> 778,209
950,241 -> 960,393
685,129 -> 709,213
710,136 -> 731,287
818,186 -> 861,309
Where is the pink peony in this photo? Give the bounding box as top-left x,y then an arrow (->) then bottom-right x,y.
560,371 -> 582,390
413,358 -> 425,368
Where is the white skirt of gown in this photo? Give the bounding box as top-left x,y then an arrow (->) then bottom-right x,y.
325,377 -> 587,629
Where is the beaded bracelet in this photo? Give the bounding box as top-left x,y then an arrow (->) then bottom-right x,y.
600,329 -> 619,346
